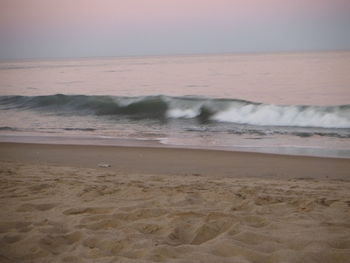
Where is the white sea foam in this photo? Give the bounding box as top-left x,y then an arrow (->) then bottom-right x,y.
166,108 -> 200,118
212,104 -> 350,128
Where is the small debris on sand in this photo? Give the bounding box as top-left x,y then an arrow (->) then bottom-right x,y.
98,163 -> 111,168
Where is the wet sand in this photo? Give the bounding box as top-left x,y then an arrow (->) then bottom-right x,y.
0,143 -> 349,262
1,142 -> 350,180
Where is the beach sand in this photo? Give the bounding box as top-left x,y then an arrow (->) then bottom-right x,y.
0,143 -> 349,262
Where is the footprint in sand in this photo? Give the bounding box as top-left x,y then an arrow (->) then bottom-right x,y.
79,218 -> 121,231
63,207 -> 113,215
136,223 -> 161,235
232,231 -> 278,246
16,203 -> 58,212
191,213 -> 236,245
82,237 -> 128,257
77,185 -> 120,200
0,221 -> 32,233
240,215 -> 268,228
35,220 -> 70,235
166,212 -> 236,246
1,234 -> 22,244
211,240 -> 270,262
112,208 -> 167,222
166,223 -> 195,246
35,231 -> 83,257
28,183 -> 53,193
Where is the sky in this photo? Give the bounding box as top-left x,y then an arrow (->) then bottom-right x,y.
0,0 -> 350,59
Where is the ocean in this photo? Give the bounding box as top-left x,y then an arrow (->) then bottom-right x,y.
1,51 -> 349,158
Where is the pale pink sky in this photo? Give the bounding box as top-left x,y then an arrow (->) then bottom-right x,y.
0,0 -> 349,59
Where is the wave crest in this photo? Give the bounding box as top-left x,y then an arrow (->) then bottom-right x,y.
0,94 -> 349,129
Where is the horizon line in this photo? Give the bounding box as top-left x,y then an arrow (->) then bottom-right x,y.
1,48 -> 349,62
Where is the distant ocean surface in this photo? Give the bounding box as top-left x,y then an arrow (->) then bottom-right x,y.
1,52 -> 350,158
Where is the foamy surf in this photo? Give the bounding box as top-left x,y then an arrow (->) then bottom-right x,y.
0,94 -> 349,129
211,103 -> 350,128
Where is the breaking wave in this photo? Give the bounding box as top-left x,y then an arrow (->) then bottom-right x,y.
0,94 -> 349,129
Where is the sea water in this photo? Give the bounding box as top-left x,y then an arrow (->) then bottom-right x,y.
0,52 -> 349,158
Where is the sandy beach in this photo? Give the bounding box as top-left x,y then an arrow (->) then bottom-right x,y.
0,143 -> 349,263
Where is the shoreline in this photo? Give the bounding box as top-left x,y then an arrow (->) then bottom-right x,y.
1,142 -> 349,180
1,134 -> 349,159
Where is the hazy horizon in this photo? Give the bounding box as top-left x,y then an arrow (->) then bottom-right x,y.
1,0 -> 350,60
2,48 -> 350,62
